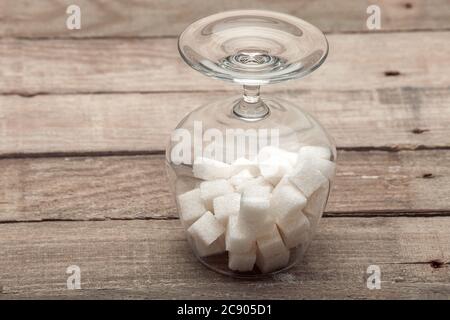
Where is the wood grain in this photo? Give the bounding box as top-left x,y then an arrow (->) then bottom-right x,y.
0,218 -> 448,299
0,0 -> 448,301
0,155 -> 174,222
1,32 -> 449,95
1,150 -> 449,222
1,0 -> 449,39
0,88 -> 449,156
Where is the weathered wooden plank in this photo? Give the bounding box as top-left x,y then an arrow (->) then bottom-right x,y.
1,88 -> 449,156
1,151 -> 449,222
1,0 -> 449,38
0,155 -> 174,222
0,218 -> 448,299
0,32 -> 449,95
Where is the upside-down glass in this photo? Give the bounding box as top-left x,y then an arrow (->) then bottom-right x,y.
166,10 -> 336,277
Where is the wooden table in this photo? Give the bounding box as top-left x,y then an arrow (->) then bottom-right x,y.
0,0 -> 449,299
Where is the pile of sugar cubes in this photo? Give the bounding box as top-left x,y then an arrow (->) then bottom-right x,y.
177,145 -> 335,273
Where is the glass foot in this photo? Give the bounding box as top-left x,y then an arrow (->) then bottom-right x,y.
178,10 -> 328,86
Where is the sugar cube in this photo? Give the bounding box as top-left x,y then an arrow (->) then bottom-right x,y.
288,165 -> 328,198
259,156 -> 293,185
259,157 -> 292,186
177,188 -> 207,227
241,184 -> 272,199
256,247 -> 290,274
298,146 -> 332,161
257,146 -> 278,160
228,246 -> 257,272
193,157 -> 233,180
213,192 -> 241,226
277,211 -> 311,249
234,176 -> 273,194
187,211 -> 225,246
225,215 -> 255,253
200,179 -> 234,211
228,169 -> 255,188
192,234 -> 226,257
240,186 -> 272,222
231,157 -> 260,176
281,150 -> 298,166
256,227 -> 290,273
295,156 -> 336,180
270,176 -> 307,222
259,146 -> 298,166
256,226 -> 286,257
245,215 -> 276,238
304,185 -> 329,231
258,146 -> 295,185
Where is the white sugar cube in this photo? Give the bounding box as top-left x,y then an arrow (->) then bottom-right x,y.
256,226 -> 286,257
213,192 -> 241,226
177,188 -> 207,227
240,186 -> 272,222
225,215 -> 255,253
258,146 -> 295,185
270,177 -> 307,222
288,165 -> 328,198
231,157 -> 260,176
281,150 -> 298,166
258,154 -> 293,185
256,227 -> 290,273
200,179 -> 234,211
228,169 -> 255,188
304,185 -> 329,230
235,176 -> 273,194
259,146 -> 298,166
259,157 -> 292,186
295,156 -> 336,180
193,157 -> 233,180
298,146 -> 332,160
228,246 -> 257,272
242,184 -> 272,199
256,247 -> 290,274
257,146 -> 279,160
277,211 -> 311,249
245,215 -> 276,238
192,234 -> 226,257
239,186 -> 274,237
187,211 -> 225,246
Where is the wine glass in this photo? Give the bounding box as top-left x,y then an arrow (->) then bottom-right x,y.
166,10 -> 335,278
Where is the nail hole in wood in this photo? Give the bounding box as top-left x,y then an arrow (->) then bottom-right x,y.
384,70 -> 401,76
429,260 -> 444,269
411,128 -> 429,134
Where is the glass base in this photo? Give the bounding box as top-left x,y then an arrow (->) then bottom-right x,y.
178,10 -> 329,85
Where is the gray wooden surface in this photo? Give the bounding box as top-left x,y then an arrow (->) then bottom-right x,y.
1,32 -> 449,95
1,0 -> 449,38
0,0 -> 449,299
1,151 -> 450,223
1,218 -> 449,299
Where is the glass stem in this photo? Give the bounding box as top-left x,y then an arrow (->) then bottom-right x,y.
243,85 -> 261,104
233,85 -> 269,120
